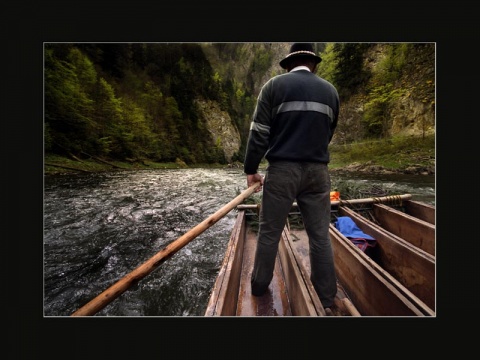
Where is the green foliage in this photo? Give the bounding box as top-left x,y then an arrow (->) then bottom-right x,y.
44,43 -> 231,163
316,43 -> 337,84
362,84 -> 406,138
178,147 -> 194,164
235,87 -> 245,102
44,45 -> 96,153
122,97 -> 155,159
92,77 -> 125,156
96,137 -> 113,155
331,43 -> 372,100
375,43 -> 410,84
44,123 -> 53,152
251,48 -> 272,74
44,43 -> 434,168
213,72 -> 222,83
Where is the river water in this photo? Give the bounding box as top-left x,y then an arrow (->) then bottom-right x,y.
43,168 -> 435,317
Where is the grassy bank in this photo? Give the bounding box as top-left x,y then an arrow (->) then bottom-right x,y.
328,134 -> 435,172
44,155 -> 226,175
44,134 -> 435,176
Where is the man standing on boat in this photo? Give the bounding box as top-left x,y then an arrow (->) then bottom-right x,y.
244,43 -> 340,310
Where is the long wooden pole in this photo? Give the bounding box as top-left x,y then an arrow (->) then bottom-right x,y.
331,193 -> 412,207
71,182 -> 261,316
237,194 -> 413,210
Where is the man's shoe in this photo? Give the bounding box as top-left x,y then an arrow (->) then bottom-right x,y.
324,307 -> 335,316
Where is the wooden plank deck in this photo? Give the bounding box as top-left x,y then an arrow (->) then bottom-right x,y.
372,203 -> 435,255
338,206 -> 435,310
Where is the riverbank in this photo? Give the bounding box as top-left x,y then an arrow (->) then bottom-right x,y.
328,134 -> 435,176
44,134 -> 435,176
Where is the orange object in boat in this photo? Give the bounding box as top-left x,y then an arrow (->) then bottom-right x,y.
330,191 -> 340,201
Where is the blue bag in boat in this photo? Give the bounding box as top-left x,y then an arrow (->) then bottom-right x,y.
335,216 -> 376,252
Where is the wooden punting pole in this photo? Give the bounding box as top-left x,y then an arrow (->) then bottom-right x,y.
237,194 -> 412,210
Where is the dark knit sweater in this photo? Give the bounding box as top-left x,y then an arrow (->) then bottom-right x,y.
244,69 -> 339,175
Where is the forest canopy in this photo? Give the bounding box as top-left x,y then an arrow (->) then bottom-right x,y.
44,42 -> 435,165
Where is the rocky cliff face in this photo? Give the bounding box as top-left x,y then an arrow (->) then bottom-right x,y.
200,43 -> 291,161
388,44 -> 435,137
390,96 -> 434,136
195,98 -> 241,162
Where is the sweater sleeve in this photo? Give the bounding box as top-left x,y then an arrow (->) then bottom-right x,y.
328,87 -> 340,142
243,84 -> 272,174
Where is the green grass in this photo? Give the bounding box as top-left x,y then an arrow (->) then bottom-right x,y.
44,154 -> 226,174
329,134 -> 435,171
44,134 -> 435,176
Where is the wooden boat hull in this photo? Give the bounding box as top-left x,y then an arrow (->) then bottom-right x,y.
205,195 -> 436,317
205,209 -> 326,316
337,205 -> 435,311
370,203 -> 435,255
403,199 -> 435,225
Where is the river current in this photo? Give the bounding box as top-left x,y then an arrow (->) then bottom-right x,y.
43,168 -> 435,317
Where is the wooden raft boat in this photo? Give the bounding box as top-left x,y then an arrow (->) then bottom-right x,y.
204,194 -> 435,317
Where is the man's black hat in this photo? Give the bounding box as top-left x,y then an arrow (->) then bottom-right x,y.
279,43 -> 322,69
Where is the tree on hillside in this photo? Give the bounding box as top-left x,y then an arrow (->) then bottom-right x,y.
332,43 -> 372,100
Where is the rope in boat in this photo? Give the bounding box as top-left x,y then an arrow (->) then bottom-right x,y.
336,194 -> 407,224
238,194 -> 411,227
371,194 -> 405,206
